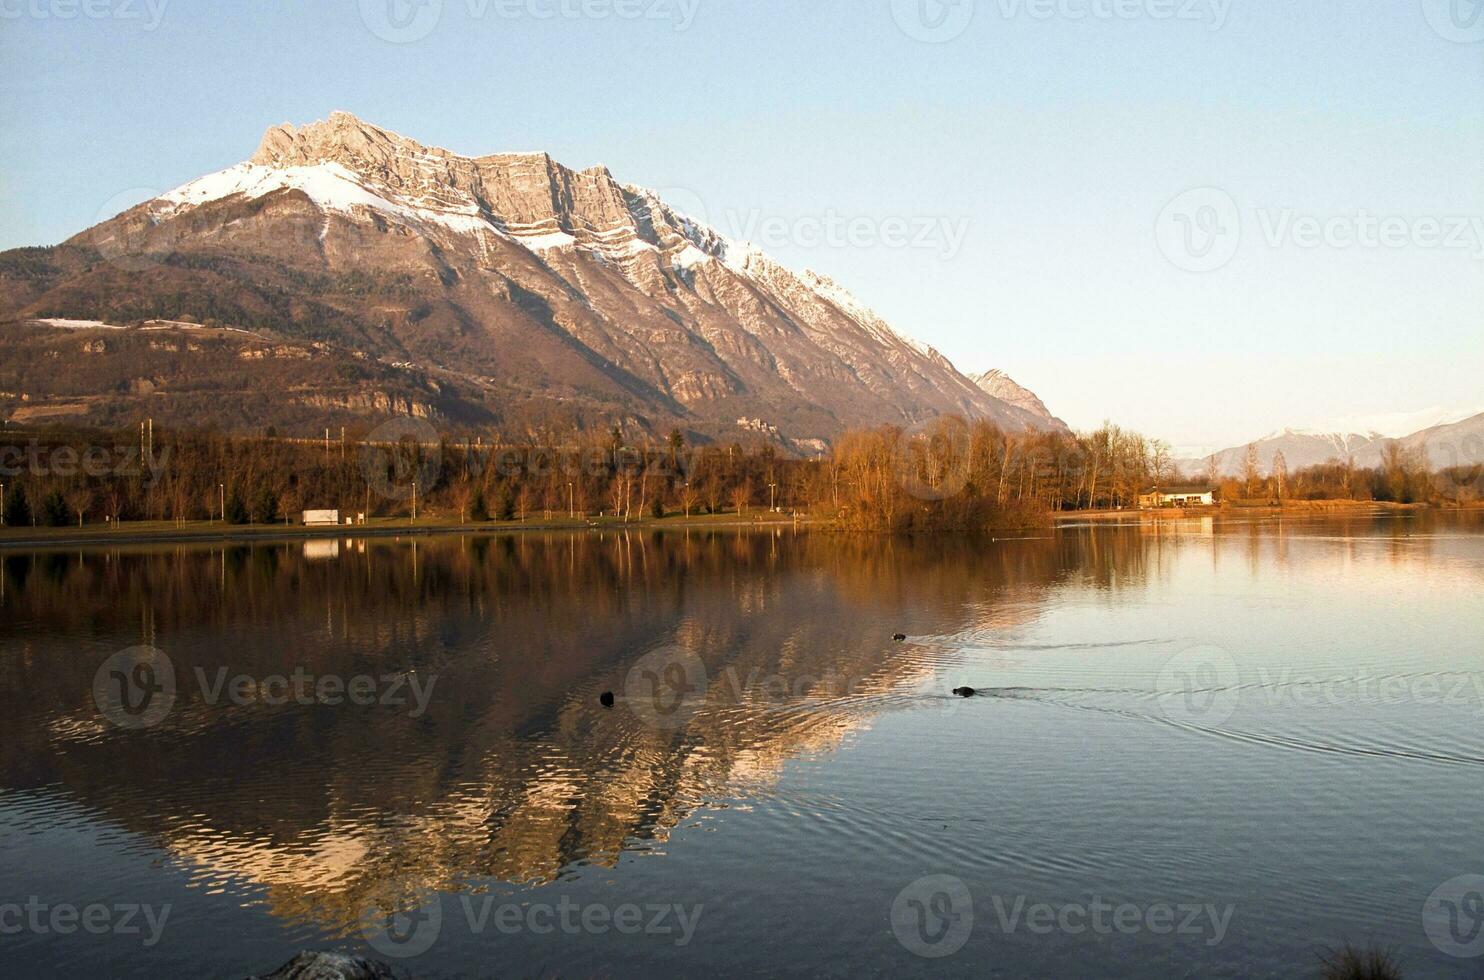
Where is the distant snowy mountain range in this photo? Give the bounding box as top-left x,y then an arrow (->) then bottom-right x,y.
1178,408 -> 1484,478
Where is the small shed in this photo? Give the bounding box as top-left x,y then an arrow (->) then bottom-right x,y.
302,509 -> 341,526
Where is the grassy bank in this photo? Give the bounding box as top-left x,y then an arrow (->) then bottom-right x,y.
1052,500 -> 1434,522
0,510 -> 813,549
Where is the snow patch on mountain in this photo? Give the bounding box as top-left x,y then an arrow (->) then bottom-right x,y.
160,162 -> 494,235
1314,405 -> 1484,440
1254,428 -> 1376,453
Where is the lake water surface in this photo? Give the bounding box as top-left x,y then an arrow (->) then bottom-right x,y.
2,512 -> 1482,977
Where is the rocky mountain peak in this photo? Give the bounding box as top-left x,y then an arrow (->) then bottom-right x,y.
4,112 -> 1067,443
251,110 -> 419,168
971,369 -> 1057,422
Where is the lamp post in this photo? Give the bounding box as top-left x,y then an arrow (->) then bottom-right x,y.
768,482 -> 777,513
567,482 -> 574,519
0,482 -> 5,525
219,484 -> 224,525
412,480 -> 418,524
682,481 -> 690,519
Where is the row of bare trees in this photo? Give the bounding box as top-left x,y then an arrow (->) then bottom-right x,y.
1223,442 -> 1464,504
789,419 -> 1178,530
1,418 -> 1474,530
0,426 -> 792,528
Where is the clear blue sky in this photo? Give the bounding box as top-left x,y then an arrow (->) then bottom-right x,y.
2,0 -> 1479,451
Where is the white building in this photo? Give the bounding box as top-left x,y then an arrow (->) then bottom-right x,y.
1137,486 -> 1216,508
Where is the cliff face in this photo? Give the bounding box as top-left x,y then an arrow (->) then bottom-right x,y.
971,369 -> 1060,425
1,112 -> 1063,443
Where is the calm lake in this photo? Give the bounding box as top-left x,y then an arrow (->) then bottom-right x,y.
2,512 -> 1482,977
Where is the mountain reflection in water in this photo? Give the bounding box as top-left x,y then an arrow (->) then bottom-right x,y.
2,529 -> 1092,932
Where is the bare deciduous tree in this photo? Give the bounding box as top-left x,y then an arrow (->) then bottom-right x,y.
449,477 -> 475,523
731,479 -> 752,517
66,487 -> 93,528
1243,443 -> 1261,499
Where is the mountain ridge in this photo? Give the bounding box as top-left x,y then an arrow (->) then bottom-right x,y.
969,369 -> 1061,426
1179,412 -> 1484,477
0,111 -> 1061,447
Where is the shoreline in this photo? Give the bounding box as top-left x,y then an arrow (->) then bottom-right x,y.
1051,500 -> 1438,522
0,513 -> 815,550
2,500 -> 1469,549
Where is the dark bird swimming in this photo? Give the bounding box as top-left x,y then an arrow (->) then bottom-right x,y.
599,691 -> 615,708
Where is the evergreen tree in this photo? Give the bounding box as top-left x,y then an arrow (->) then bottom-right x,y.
41,490 -> 70,528
471,489 -> 488,522
253,487 -> 278,524
3,487 -> 32,527
225,491 -> 250,525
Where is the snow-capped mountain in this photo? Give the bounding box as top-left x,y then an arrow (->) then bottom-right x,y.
1183,430 -> 1385,478
1314,405 -> 1484,441
0,112 -> 1061,443
1181,412 -> 1484,477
